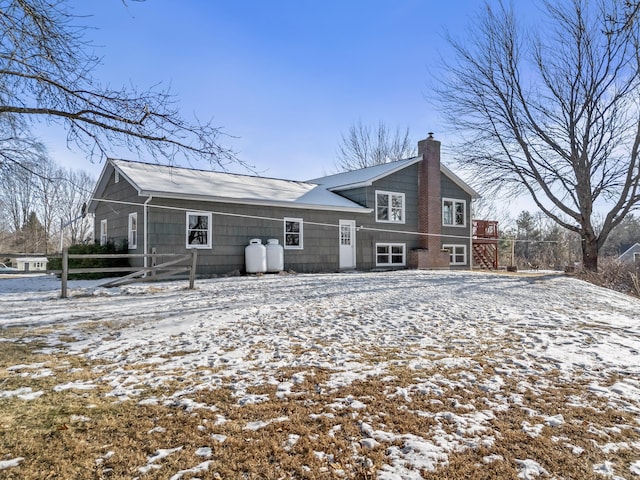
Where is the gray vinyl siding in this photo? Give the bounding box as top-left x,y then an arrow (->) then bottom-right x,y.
145,197 -> 369,275
440,175 -> 473,269
338,163 -> 421,269
93,166 -> 144,252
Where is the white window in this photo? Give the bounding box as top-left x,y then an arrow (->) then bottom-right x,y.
128,212 -> 138,249
100,219 -> 108,246
443,198 -> 466,227
634,252 -> 640,262
376,191 -> 405,223
186,212 -> 212,249
376,243 -> 406,267
443,244 -> 467,265
284,218 -> 303,249
114,171 -> 120,183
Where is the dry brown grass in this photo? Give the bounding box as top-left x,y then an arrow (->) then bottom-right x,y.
1,339 -> 639,479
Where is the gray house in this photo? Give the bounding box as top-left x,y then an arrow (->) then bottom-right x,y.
88,134 -> 481,275
619,243 -> 640,263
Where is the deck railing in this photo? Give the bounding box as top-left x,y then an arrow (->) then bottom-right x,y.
472,219 -> 499,239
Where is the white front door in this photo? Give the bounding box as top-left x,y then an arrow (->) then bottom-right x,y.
339,220 -> 356,269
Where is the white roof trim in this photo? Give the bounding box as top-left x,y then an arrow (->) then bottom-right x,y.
619,242 -> 640,257
136,190 -> 372,213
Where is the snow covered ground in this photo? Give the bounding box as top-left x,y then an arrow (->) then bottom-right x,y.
1,270 -> 639,478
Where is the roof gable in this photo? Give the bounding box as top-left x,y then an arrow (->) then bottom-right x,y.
308,157 -> 422,190
309,156 -> 480,199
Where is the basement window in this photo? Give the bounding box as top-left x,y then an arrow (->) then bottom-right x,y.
443,244 -> 466,265
376,243 -> 405,267
186,212 -> 212,249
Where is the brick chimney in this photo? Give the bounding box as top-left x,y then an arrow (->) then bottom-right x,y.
409,132 -> 450,269
417,132 -> 441,250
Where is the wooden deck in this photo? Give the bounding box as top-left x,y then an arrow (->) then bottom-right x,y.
472,220 -> 499,270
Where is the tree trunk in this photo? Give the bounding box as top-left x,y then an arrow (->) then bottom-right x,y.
582,235 -> 598,272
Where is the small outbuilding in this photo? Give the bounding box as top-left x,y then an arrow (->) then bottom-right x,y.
12,257 -> 48,272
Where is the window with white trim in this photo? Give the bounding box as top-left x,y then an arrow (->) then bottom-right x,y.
186,212 -> 212,249
376,191 -> 405,223
284,218 -> 303,249
442,198 -> 466,227
128,212 -> 138,249
376,243 -> 406,267
100,219 -> 108,246
443,244 -> 467,265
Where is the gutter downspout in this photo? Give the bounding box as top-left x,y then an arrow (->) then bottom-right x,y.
143,195 -> 153,273
469,200 -> 474,271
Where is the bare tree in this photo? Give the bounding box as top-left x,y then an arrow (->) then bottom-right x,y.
56,167 -> 94,248
335,121 -> 416,171
434,0 -> 640,271
0,0 -> 237,169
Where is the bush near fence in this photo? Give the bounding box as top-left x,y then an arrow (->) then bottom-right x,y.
48,242 -> 130,279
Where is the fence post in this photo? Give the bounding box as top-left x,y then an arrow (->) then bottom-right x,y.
189,249 -> 197,289
151,247 -> 157,277
61,248 -> 68,299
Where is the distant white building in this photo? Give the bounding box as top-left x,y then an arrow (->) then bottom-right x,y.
12,257 -> 48,272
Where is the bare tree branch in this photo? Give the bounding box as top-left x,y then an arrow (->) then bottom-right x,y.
0,0 -> 240,168
434,0 -> 640,271
335,120 -> 416,172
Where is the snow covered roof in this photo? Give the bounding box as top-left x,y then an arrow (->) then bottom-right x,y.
90,159 -> 369,213
89,153 -> 479,214
309,157 -> 422,190
310,156 -> 480,199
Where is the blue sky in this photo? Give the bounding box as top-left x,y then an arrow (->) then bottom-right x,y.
36,0 -> 499,182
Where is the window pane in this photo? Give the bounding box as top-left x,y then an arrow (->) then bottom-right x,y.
286,233 -> 299,246
443,201 -> 452,225
377,245 -> 389,254
377,194 -> 389,221
340,225 -> 351,245
455,203 -> 465,225
286,221 -> 299,233
187,214 -> 209,246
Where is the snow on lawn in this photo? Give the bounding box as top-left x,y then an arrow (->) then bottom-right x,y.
1,270 -> 640,478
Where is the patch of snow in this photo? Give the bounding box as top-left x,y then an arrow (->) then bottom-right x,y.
522,421 -> 544,438
195,447 -> 212,457
544,414 -> 564,427
515,458 -> 548,479
0,457 -> 24,470
0,387 -> 44,400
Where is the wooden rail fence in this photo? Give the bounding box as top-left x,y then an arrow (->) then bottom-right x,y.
59,249 -> 197,299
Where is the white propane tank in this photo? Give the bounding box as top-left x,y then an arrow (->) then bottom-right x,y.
266,238 -> 284,273
245,239 -> 267,273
